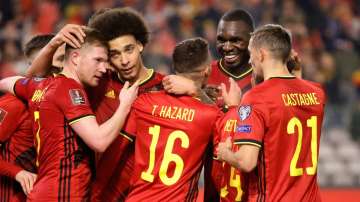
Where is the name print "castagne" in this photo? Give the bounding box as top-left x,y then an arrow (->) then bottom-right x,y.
281,93 -> 320,106
152,105 -> 195,122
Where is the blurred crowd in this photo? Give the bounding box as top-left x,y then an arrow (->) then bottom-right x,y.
1,0 -> 360,141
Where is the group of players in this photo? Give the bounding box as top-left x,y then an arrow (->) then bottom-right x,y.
0,6 -> 325,202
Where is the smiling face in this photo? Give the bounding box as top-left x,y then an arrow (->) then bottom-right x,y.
216,20 -> 252,70
108,35 -> 144,82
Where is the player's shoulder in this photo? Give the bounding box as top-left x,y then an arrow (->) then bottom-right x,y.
0,93 -> 25,108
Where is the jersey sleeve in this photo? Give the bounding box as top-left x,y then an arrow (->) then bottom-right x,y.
54,81 -> 94,124
121,106 -> 137,142
0,159 -> 23,178
13,77 -> 37,101
0,95 -> 27,142
233,94 -> 266,148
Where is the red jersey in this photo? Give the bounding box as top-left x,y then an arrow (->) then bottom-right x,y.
207,60 -> 252,108
204,60 -> 253,202
216,114 -> 247,202
233,77 -> 326,202
14,75 -> 95,201
123,91 -> 222,202
0,94 -> 35,202
89,69 -> 163,202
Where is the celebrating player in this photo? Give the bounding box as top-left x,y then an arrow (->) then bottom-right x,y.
0,28 -> 139,201
0,33 -> 67,201
217,24 -> 325,201
120,37 -> 223,201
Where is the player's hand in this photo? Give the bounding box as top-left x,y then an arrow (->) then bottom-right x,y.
49,24 -> 86,49
288,49 -> 302,78
162,75 -> 198,96
220,78 -> 242,107
217,137 -> 232,161
15,170 -> 37,195
203,84 -> 220,101
119,80 -> 139,108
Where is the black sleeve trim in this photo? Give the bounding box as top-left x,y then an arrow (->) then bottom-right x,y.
233,139 -> 262,148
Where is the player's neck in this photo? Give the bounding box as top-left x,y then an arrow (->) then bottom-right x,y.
134,66 -> 151,84
60,65 -> 81,84
220,59 -> 251,76
263,60 -> 292,80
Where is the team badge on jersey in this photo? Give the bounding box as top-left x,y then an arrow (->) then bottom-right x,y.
69,89 -> 86,105
0,108 -> 8,124
238,105 -> 251,121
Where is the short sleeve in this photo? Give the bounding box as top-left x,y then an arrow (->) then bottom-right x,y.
54,80 -> 94,124
0,94 -> 27,142
121,106 -> 138,142
233,96 -> 265,148
14,77 -> 37,101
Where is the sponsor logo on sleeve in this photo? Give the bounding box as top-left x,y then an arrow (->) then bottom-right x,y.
0,108 -> 8,124
236,125 -> 252,133
69,89 -> 86,105
238,105 -> 251,121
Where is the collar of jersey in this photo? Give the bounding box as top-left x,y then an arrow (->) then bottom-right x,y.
269,76 -> 296,79
218,59 -> 252,79
117,68 -> 155,86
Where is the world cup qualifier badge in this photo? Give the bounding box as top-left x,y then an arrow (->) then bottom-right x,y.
238,105 -> 251,121
0,108 -> 8,125
69,89 -> 86,105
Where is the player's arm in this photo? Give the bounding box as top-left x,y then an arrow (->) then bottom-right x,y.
0,76 -> 24,94
0,160 -> 37,195
162,75 -> 215,104
71,81 -> 138,152
217,137 -> 259,172
26,24 -> 85,77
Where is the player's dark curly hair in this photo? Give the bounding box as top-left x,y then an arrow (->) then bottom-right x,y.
221,8 -> 255,31
24,34 -> 55,57
88,7 -> 150,46
173,37 -> 210,73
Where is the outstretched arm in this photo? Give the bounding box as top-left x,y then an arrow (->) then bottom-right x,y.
0,76 -> 24,94
26,24 -> 85,77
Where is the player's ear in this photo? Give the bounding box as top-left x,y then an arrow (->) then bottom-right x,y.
70,50 -> 80,66
259,48 -> 266,63
137,41 -> 144,53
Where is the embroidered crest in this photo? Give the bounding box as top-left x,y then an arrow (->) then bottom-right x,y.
0,108 -> 8,124
238,105 -> 251,121
69,89 -> 86,105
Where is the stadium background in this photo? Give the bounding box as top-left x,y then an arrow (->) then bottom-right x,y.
1,0 -> 360,201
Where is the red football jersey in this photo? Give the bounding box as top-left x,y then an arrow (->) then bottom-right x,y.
123,91 -> 222,202
233,77 -> 326,202
0,94 -> 34,202
207,60 -> 252,107
204,59 -> 253,202
14,75 -> 95,201
216,114 -> 247,202
89,70 -> 164,202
